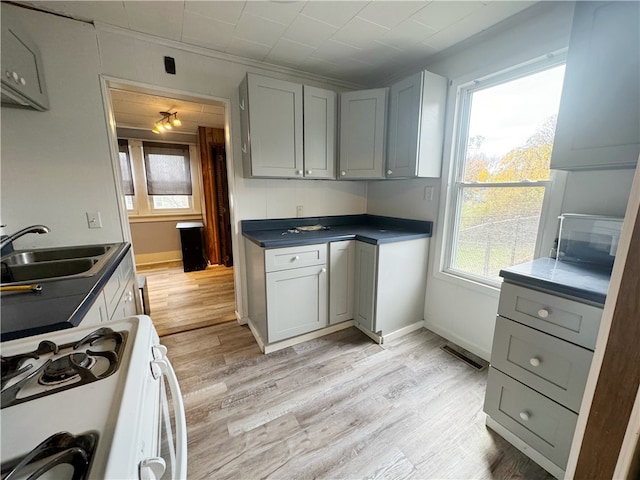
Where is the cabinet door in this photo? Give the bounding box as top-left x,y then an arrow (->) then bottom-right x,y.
551,1 -> 640,170
339,88 -> 387,179
266,265 -> 328,342
110,278 -> 138,321
329,241 -> 355,324
387,72 -> 422,178
353,241 -> 377,332
1,7 -> 49,110
82,292 -> 108,326
246,74 -> 304,178
303,86 -> 336,179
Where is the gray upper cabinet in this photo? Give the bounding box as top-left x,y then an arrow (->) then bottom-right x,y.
386,70 -> 447,178
303,86 -> 337,179
240,73 -> 304,178
1,5 -> 49,111
339,88 -> 388,179
551,1 -> 640,170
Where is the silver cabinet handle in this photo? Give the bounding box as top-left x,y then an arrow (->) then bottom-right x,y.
387,169 -> 393,175
529,357 -> 541,367
241,144 -> 247,154
340,171 -> 346,176
306,170 -> 313,175
321,268 -> 326,273
296,170 -> 303,175
239,99 -> 245,111
293,255 -> 300,261
537,308 -> 549,319
519,411 -> 531,421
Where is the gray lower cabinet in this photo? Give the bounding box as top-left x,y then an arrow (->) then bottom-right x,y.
82,250 -> 138,326
329,240 -> 355,325
245,241 -> 328,344
484,281 -> 603,477
353,238 -> 429,338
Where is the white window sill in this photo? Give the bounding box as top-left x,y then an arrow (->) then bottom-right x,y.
127,213 -> 203,224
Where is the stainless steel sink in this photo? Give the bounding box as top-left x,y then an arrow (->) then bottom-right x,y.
0,243 -> 120,284
2,245 -> 111,266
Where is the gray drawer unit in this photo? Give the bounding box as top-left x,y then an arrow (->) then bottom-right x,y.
484,368 -> 578,469
498,282 -> 602,349
491,316 -> 593,412
264,243 -> 327,273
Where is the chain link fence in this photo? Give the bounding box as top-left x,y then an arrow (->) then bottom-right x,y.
453,214 -> 541,279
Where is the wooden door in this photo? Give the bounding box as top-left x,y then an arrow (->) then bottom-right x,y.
212,144 -> 232,267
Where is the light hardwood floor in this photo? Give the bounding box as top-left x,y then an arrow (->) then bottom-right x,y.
162,322 -> 554,479
137,262 -> 236,337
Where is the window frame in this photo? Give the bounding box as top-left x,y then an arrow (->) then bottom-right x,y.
442,54 -> 567,288
120,138 -> 202,221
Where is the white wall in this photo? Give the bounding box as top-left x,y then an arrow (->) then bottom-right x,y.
366,1 -> 579,360
1,4 -> 123,249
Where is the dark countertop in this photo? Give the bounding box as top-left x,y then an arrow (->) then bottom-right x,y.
242,214 -> 433,248
499,257 -> 611,306
1,243 -> 131,341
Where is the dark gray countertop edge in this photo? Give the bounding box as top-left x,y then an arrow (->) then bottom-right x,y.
499,258 -> 609,306
0,243 -> 131,341
241,215 -> 433,248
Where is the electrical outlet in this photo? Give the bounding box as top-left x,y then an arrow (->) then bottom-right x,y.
424,186 -> 434,201
296,205 -> 304,218
86,212 -> 102,229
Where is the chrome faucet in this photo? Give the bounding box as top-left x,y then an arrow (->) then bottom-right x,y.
0,225 -> 50,250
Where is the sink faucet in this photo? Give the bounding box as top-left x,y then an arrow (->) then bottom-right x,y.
0,225 -> 50,250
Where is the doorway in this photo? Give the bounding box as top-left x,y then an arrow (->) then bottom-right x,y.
104,82 -> 237,336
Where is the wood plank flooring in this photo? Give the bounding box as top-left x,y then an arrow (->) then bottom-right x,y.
161,323 -> 555,479
136,262 -> 235,336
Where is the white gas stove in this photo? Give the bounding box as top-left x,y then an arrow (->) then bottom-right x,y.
0,315 -> 187,480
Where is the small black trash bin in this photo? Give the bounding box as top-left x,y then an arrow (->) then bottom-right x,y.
176,222 -> 207,272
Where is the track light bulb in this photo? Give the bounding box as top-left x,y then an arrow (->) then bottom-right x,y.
172,115 -> 182,127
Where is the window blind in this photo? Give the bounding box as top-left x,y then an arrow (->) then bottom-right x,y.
142,142 -> 192,196
118,139 -> 135,195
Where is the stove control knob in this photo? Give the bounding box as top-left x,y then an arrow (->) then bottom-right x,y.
150,361 -> 162,380
139,457 -> 166,480
152,344 -> 168,360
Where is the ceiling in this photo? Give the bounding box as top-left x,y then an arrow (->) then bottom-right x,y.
110,89 -> 226,133
21,1 -> 536,85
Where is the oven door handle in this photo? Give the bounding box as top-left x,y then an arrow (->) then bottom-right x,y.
153,355 -> 188,480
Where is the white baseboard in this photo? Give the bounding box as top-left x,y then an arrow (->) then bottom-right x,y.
235,311 -> 247,325
381,320 -> 425,343
486,416 -> 564,479
263,321 -> 355,354
424,317 -> 491,361
134,250 -> 182,267
246,319 -> 266,353
354,324 -> 383,344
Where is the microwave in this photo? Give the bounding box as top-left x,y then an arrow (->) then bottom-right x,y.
557,214 -> 623,269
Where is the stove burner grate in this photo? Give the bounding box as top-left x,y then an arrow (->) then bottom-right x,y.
0,328 -> 127,409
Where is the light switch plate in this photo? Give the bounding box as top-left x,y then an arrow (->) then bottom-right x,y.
86,212 -> 102,229
296,205 -> 304,217
424,186 -> 434,201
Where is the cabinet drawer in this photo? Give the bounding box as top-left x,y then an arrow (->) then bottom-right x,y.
498,282 -> 602,349
484,367 -> 578,469
265,244 -> 327,272
491,316 -> 593,412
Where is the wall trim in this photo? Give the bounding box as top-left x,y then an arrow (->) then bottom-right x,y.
263,321 -> 356,354
381,321 -> 425,343
134,250 -> 182,267
94,22 -> 363,90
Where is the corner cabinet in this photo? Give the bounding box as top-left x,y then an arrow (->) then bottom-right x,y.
551,1 -> 640,170
386,70 -> 447,178
239,74 -> 337,179
353,238 -> 429,339
484,282 -> 603,478
338,88 -> 388,179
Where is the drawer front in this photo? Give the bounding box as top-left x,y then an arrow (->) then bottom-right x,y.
498,282 -> 602,349
484,367 -> 578,469
491,316 -> 593,412
265,244 -> 327,272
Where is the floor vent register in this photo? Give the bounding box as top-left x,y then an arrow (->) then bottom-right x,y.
441,344 -> 488,371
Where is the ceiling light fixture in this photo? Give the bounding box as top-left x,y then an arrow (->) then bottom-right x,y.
152,111 -> 181,134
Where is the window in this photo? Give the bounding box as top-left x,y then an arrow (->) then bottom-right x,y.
117,139 -> 201,218
445,59 -> 566,285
